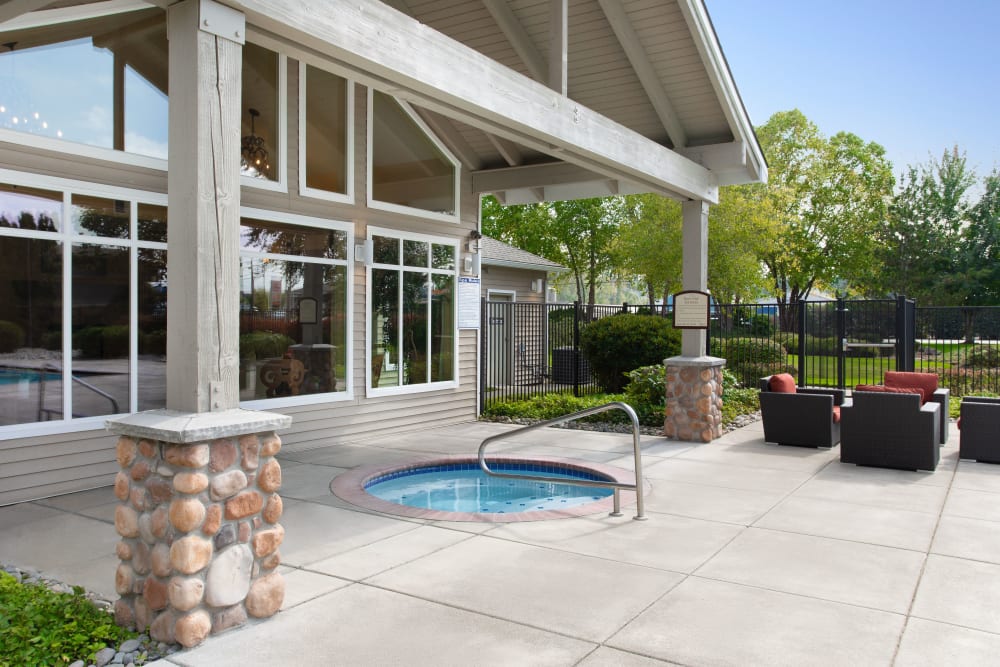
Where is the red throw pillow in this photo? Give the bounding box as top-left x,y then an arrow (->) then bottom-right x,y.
855,384 -> 925,402
832,406 -> 841,423
884,371 -> 937,405
769,373 -> 796,393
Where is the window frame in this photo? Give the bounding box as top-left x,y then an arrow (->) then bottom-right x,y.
0,168 -> 167,441
366,89 -> 461,225
365,226 -> 460,397
240,51 -> 289,194
237,206 -> 355,409
297,62 -> 355,205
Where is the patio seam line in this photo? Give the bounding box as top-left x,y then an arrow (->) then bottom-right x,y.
890,454 -> 960,666
20,499 -> 115,527
738,524 -> 936,555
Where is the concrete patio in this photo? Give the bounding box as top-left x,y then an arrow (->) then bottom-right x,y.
3,419 -> 1000,665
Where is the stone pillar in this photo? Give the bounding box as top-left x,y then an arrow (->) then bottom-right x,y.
664,356 -> 725,442
108,410 -> 291,648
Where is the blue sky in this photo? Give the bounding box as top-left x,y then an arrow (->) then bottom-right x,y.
705,0 -> 1000,184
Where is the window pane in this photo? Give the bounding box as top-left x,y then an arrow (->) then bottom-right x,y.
137,248 -> 167,411
402,271 -> 428,385
403,239 -> 428,267
431,273 -> 454,382
241,218 -> 346,260
0,184 -> 61,232
137,203 -> 167,243
0,237 -> 63,426
372,235 -> 398,265
0,10 -> 167,154
241,43 -> 279,181
432,243 -> 455,270
73,195 -> 129,239
371,268 -> 398,388
371,91 -> 455,215
239,257 -> 349,399
305,66 -> 348,194
72,243 -> 129,417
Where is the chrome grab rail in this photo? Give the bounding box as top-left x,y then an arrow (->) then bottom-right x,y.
37,362 -> 120,420
477,401 -> 646,520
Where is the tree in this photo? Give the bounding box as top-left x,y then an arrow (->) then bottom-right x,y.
706,185 -> 772,304
612,194 -> 682,311
481,195 -> 622,306
754,110 -> 895,330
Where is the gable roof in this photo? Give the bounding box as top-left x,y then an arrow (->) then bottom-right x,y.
480,236 -> 567,273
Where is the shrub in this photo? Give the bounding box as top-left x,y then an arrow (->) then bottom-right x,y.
963,344 -> 1000,369
0,570 -> 136,666
720,367 -> 761,424
239,331 -> 295,359
72,325 -> 129,359
747,313 -> 775,337
0,320 -> 25,353
624,365 -> 667,426
721,337 -> 790,387
41,330 -> 61,351
579,314 -> 681,393
482,391 -> 628,424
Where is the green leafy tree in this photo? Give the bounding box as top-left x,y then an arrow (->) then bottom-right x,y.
754,110 -> 895,330
707,185 -> 772,304
612,194 -> 682,311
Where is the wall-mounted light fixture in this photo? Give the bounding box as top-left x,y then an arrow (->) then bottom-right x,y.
354,239 -> 374,266
530,278 -> 543,293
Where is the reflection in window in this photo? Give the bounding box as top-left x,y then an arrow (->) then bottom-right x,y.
73,195 -> 130,239
137,248 -> 167,411
304,65 -> 349,195
0,9 -> 168,158
239,217 -> 350,401
138,203 -> 167,243
241,44 -> 280,181
0,184 -> 61,231
71,243 -> 130,418
0,237 -> 63,426
369,232 -> 457,390
370,91 -> 456,216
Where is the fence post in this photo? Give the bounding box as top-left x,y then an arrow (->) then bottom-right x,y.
797,299 -> 806,385
479,297 -> 487,414
836,297 -> 847,390
896,295 -> 915,372
573,300 -> 581,397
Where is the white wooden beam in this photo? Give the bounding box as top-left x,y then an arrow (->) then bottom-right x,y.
597,0 -> 687,149
681,199 -> 709,357
237,0 -> 718,202
548,0 -> 567,96
166,0 -> 243,413
0,0 -> 60,25
416,110 -> 482,171
473,161 -> 609,192
482,0 -> 546,84
0,0 -> 149,29
486,134 -> 523,167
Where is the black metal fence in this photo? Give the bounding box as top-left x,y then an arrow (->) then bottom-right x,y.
479,297 -> 1000,413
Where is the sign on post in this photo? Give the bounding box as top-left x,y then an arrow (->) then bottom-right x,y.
673,290 -> 710,329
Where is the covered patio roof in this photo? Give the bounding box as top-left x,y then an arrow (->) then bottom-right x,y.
3,0 -> 766,204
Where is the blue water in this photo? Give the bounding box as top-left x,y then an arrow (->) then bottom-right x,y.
0,368 -> 59,385
366,463 -> 613,514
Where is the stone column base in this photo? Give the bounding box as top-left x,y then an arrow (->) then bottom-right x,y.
664,356 -> 725,442
106,409 -> 292,648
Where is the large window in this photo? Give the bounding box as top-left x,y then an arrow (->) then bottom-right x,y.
368,90 -> 459,222
239,210 -> 352,405
369,229 -> 457,393
0,176 -> 167,433
300,63 -> 352,201
240,44 -> 285,186
0,8 -> 168,160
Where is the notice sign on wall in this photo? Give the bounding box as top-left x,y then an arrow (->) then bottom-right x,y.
673,290 -> 710,329
458,276 -> 481,329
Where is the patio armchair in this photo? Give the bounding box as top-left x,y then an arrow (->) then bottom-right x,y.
758,374 -> 847,448
958,396 -> 1000,463
840,390 -> 940,471
884,371 -> 949,444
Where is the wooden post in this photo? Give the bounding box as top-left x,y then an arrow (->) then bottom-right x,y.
680,199 -> 709,358
166,0 -> 244,413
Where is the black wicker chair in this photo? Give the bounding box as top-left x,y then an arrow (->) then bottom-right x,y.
959,397 -> 1000,463
758,376 -> 847,448
840,391 -> 941,471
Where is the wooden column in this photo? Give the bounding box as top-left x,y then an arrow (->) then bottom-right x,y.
680,199 -> 709,358
166,0 -> 244,413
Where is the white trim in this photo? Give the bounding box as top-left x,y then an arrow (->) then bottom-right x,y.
366,88 -> 461,225
0,417 -> 109,442
0,130 -> 168,171
0,0 -> 149,30
0,168 -> 167,204
241,52 -> 289,193
237,206 -> 355,406
486,289 -> 516,302
297,63 -> 355,205
128,200 -> 139,413
365,227 -> 460,397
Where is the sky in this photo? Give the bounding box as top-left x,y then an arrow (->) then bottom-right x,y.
704,0 -> 1000,185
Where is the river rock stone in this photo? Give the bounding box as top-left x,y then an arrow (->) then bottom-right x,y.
210,469 -> 248,501
245,572 -> 284,618
168,576 -> 204,612
149,610 -> 176,644
257,459 -> 281,493
169,498 -> 206,533
204,544 -> 253,607
115,563 -> 134,595
202,503 -> 222,536
116,437 -> 137,467
115,505 -> 139,538
263,494 -> 283,524
212,605 -> 247,634
151,542 -> 172,577
114,471 -> 130,501
169,536 -> 213,574
143,577 -> 168,611
209,439 -> 237,472
174,610 -> 211,648
224,491 -> 262,520
251,525 -> 284,558
173,472 -> 209,495
164,443 -> 209,469
239,434 -> 259,471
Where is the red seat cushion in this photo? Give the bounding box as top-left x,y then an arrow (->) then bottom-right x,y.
884,371 -> 937,405
957,416 -> 962,430
832,406 -> 841,423
769,373 -> 796,393
855,384 -> 925,403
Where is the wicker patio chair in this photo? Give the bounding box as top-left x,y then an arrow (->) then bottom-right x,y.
958,396 -> 1000,463
884,371 -> 950,444
840,390 -> 940,471
758,374 -> 847,448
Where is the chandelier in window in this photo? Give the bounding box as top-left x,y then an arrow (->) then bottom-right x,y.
240,108 -> 269,174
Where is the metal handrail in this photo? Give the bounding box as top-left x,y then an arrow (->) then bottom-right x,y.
477,401 -> 646,520
37,362 -> 120,420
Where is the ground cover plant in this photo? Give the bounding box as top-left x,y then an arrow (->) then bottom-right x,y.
0,570 -> 136,667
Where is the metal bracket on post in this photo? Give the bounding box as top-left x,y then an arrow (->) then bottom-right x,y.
198,0 -> 246,44
209,381 -> 225,412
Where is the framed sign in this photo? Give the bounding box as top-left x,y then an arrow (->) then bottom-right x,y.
458,276 -> 481,329
673,290 -> 710,329
298,297 -> 318,324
